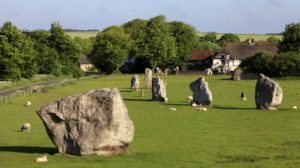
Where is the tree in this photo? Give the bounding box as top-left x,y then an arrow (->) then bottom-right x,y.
239,52 -> 275,76
218,33 -> 240,46
73,36 -> 93,55
0,22 -> 36,80
201,33 -> 217,42
169,21 -> 198,66
279,23 -> 300,53
48,22 -> 81,76
30,30 -> 61,75
90,26 -> 130,74
137,15 -> 177,68
122,19 -> 148,58
267,36 -> 281,44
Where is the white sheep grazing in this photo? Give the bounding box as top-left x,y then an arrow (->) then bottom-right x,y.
192,103 -> 198,107
241,97 -> 247,101
196,107 -> 208,112
35,155 -> 48,163
21,123 -> 31,132
164,97 -> 168,103
169,107 -> 177,111
292,105 -> 298,110
187,96 -> 193,104
25,101 -> 32,106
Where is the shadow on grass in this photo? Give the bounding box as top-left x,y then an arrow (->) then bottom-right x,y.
123,98 -> 152,102
119,89 -> 131,93
163,103 -> 188,107
0,146 -> 57,154
213,105 -> 256,110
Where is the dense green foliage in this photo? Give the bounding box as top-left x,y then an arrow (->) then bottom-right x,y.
47,23 -> 81,76
169,21 -> 198,66
240,51 -> 300,77
136,15 -> 177,68
218,33 -> 241,45
279,22 -> 300,53
73,36 -> 93,55
200,32 -> 217,42
267,36 -> 281,44
90,26 -> 130,74
1,75 -> 300,168
0,22 -> 37,80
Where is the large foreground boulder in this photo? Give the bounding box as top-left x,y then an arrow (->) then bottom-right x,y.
255,74 -> 283,110
36,88 -> 134,156
189,77 -> 212,105
152,76 -> 168,102
131,74 -> 139,91
144,68 -> 152,88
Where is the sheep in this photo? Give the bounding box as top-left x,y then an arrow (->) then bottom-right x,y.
240,92 -> 247,101
25,101 -> 32,106
169,107 -> 177,111
187,96 -> 193,104
164,97 -> 168,103
35,155 -> 48,163
196,107 -> 208,112
292,105 -> 298,110
20,123 -> 31,132
191,103 -> 198,107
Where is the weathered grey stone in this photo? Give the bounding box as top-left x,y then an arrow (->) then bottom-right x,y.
174,66 -> 179,75
144,68 -> 152,88
152,76 -> 167,102
233,68 -> 242,80
189,77 -> 212,105
255,74 -> 283,110
36,88 -> 134,156
131,74 -> 139,91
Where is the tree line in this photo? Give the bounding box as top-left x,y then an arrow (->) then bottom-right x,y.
0,15 -> 298,80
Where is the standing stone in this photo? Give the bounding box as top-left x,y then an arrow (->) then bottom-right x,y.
174,66 -> 179,75
152,76 -> 168,102
255,74 -> 283,110
233,68 -> 242,81
189,77 -> 212,105
131,74 -> 139,91
36,88 -> 134,156
164,68 -> 168,76
144,68 -> 152,89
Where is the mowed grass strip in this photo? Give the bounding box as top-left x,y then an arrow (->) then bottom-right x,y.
0,75 -> 300,168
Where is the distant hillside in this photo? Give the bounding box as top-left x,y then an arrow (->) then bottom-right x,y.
197,32 -> 282,42
66,31 -> 282,41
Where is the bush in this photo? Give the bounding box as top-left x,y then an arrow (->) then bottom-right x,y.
240,51 -> 300,77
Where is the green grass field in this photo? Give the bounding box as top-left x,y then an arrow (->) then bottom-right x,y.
1,75 -> 300,168
66,31 -> 99,39
66,31 -> 282,42
197,32 -> 282,42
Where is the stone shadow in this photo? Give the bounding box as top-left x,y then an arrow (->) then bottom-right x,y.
0,146 -> 57,154
123,98 -> 152,102
213,105 -> 255,110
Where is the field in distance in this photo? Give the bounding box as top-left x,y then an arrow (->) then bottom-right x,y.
66,31 -> 282,41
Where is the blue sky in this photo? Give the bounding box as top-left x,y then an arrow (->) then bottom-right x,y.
0,0 -> 299,34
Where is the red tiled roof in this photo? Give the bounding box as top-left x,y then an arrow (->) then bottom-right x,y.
188,50 -> 213,60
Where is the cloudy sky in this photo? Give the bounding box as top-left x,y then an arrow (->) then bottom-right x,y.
0,0 -> 299,34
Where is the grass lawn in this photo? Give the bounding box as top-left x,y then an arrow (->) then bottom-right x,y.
0,75 -> 300,168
